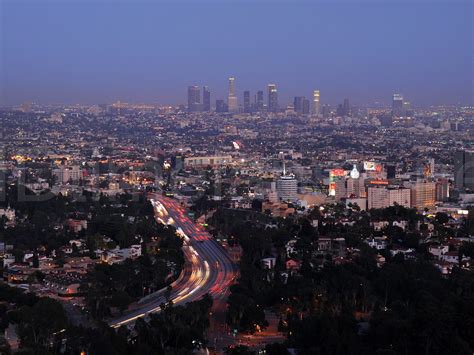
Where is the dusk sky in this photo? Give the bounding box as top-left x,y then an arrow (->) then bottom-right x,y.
1,0 -> 472,107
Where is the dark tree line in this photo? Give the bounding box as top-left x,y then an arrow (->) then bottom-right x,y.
0,283 -> 213,354
82,232 -> 184,319
211,205 -> 474,354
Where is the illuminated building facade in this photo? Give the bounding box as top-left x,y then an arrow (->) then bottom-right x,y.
368,186 -> 411,209
312,90 -> 320,115
53,165 -> 84,185
267,84 -> 278,113
277,175 -> 298,202
392,93 -> 404,117
329,169 -> 346,197
228,77 -> 238,112
410,181 -> 436,210
184,155 -> 232,168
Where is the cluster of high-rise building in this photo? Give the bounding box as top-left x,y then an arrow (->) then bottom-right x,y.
187,85 -> 211,112
186,77 -> 419,124
187,77 -> 321,115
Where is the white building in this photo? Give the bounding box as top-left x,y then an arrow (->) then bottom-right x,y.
184,155 -> 232,168
53,165 -> 83,184
102,244 -> 142,263
366,237 -> 388,250
428,245 -> 449,258
0,207 -> 15,222
261,257 -> 276,269
312,90 -> 320,115
277,175 -> 298,202
285,239 -> 297,257
367,186 -> 411,209
228,77 -> 238,112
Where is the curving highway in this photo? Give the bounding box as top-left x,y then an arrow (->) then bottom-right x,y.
110,194 -> 236,328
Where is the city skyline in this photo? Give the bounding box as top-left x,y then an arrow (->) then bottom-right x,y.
3,81 -> 470,110
1,0 -> 472,106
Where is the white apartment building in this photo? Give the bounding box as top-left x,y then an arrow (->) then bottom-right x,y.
53,165 -> 83,184
368,186 -> 411,209
184,155 -> 232,168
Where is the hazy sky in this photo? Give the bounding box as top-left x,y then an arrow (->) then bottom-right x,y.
1,0 -> 472,106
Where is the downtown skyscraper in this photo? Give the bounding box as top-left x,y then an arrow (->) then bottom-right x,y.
392,93 -> 404,117
256,90 -> 264,111
243,91 -> 251,113
294,96 -> 305,114
203,86 -> 211,112
187,86 -> 201,112
312,90 -> 320,116
455,150 -> 474,191
267,84 -> 278,113
343,98 -> 350,117
293,96 -> 309,115
228,77 -> 238,112
294,96 -> 309,114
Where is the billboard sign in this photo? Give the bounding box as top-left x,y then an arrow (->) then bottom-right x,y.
364,161 -> 376,171
330,169 -> 346,177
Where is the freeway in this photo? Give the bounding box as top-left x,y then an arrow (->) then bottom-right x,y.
110,194 -> 237,328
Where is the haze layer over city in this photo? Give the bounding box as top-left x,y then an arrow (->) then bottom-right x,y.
0,0 -> 473,354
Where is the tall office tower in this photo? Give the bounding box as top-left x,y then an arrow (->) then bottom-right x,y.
187,86 -> 201,112
302,98 -> 310,115
256,90 -> 264,111
243,91 -> 251,113
312,90 -> 320,115
228,77 -> 238,112
454,150 -> 474,191
343,98 -> 350,116
403,100 -> 412,115
268,84 -> 278,113
216,99 -> 228,113
277,175 -> 298,202
410,181 -> 436,210
392,93 -> 404,117
202,86 -> 211,111
293,96 -> 305,114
